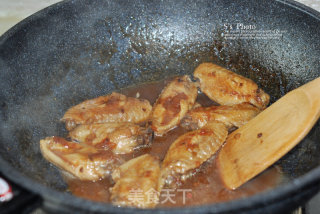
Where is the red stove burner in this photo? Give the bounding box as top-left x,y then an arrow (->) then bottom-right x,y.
0,177 -> 13,202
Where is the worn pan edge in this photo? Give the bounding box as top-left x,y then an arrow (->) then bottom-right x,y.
0,0 -> 320,213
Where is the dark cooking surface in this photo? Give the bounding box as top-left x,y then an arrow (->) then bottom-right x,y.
0,0 -> 320,213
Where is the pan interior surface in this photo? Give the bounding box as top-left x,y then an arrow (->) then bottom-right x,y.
0,0 -> 320,211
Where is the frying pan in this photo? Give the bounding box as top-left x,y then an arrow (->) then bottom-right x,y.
0,0 -> 320,213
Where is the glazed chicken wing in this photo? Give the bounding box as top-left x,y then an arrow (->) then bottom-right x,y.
40,137 -> 123,181
181,103 -> 260,130
151,76 -> 198,136
194,63 -> 270,109
68,123 -> 153,154
61,92 -> 152,130
160,121 -> 228,189
110,154 -> 161,208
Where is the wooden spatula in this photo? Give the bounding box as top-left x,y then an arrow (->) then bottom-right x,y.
217,77 -> 320,190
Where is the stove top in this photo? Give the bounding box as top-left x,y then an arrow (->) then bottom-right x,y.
0,173 -> 40,214
0,1 -> 320,214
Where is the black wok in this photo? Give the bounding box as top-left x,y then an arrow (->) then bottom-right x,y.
0,0 -> 320,213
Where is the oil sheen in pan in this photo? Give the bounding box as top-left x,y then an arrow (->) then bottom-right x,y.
65,79 -> 284,207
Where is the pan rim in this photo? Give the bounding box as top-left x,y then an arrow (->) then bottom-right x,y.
1,156 -> 320,213
0,0 -> 320,212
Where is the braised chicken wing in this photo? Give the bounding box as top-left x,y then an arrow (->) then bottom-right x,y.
194,63 -> 270,109
68,123 -> 153,154
61,92 -> 152,130
160,121 -> 228,189
40,137 -> 123,181
181,103 -> 260,130
110,154 -> 161,208
151,76 -> 198,136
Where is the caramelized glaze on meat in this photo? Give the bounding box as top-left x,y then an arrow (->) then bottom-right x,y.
51,79 -> 282,208
181,103 -> 260,130
159,122 -> 228,189
61,92 -> 152,130
194,63 -> 270,109
110,154 -> 161,208
40,137 -> 123,181
151,76 -> 198,136
68,123 -> 153,154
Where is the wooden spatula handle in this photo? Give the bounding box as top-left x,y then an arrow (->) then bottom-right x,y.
299,77 -> 320,113
217,77 -> 320,190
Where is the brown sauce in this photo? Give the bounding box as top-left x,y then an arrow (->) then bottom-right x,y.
65,79 -> 283,207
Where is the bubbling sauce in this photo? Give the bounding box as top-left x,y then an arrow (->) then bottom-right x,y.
65,79 -> 283,207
